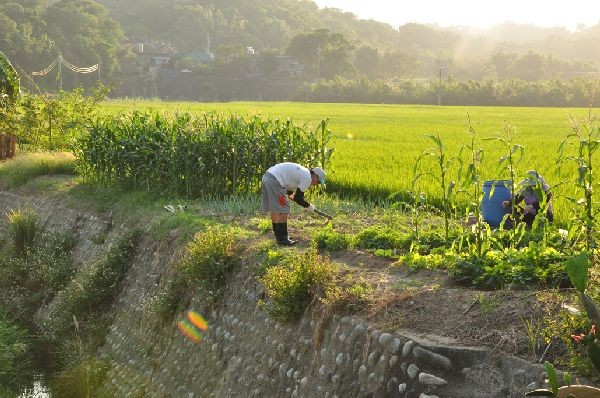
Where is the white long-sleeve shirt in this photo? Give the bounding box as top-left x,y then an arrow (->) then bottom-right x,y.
267,162 -> 312,192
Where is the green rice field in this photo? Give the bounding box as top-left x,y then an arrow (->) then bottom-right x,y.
102,100 -> 597,223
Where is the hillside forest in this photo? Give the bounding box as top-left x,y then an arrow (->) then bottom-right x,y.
2,0 -> 600,102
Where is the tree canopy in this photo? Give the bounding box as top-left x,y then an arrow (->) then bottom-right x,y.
0,0 -> 123,90
0,50 -> 19,107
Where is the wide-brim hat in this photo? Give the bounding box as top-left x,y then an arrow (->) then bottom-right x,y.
312,167 -> 326,188
518,170 -> 549,191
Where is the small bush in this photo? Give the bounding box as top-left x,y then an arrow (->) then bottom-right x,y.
1,232 -> 76,294
179,226 -> 237,291
312,226 -> 350,251
6,207 -> 37,257
261,249 -> 335,322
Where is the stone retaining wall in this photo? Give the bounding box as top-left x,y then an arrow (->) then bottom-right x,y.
0,191 -> 553,397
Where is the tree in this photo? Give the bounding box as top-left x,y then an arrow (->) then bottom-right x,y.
0,50 -> 19,107
43,0 -> 124,85
354,46 -> 379,79
380,50 -> 419,79
287,29 -> 354,80
508,51 -> 546,81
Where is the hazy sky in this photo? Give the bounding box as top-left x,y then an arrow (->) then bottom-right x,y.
313,0 -> 600,30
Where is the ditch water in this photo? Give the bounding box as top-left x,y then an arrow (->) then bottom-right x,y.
18,380 -> 50,398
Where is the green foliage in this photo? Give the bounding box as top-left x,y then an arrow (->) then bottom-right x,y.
404,243 -> 571,289
47,231 -> 140,340
179,226 -> 237,291
295,78 -> 600,107
457,116 -> 486,257
312,226 -> 350,251
414,134 -> 456,247
0,309 -> 32,393
545,361 -> 559,396
287,29 -> 355,79
15,87 -> 108,151
72,111 -> 333,198
353,225 -> 405,250
261,249 -> 334,322
566,253 -> 589,294
557,111 -> 600,251
0,51 -> 19,109
0,1 -> 122,89
6,206 -> 37,257
0,231 -> 76,297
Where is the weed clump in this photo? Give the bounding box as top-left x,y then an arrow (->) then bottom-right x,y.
261,249 -> 335,322
6,207 -> 37,257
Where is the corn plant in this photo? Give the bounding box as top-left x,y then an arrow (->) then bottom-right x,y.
486,121 -> 526,248
414,133 -> 456,248
72,111 -> 334,199
557,110 -> 600,253
457,115 -> 487,258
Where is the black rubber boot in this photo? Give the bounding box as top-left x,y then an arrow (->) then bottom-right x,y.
274,222 -> 296,246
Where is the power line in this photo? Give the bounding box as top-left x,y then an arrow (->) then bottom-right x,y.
29,53 -> 101,90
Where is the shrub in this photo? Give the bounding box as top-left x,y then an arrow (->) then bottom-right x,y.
179,226 -> 237,291
312,226 -> 350,251
1,232 -> 75,293
261,249 -> 335,322
6,207 -> 37,257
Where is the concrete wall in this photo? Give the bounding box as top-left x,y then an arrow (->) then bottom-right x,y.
0,191 -> 554,397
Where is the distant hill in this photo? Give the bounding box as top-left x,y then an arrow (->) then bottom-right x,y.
94,0 -> 600,71
93,0 -> 400,52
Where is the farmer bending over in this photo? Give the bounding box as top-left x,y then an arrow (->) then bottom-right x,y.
503,170 -> 553,228
261,162 -> 326,246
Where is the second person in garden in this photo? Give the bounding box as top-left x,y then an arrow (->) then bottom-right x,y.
503,170 -> 553,227
261,162 -> 326,246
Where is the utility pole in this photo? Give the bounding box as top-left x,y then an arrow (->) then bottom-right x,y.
58,54 -> 63,90
438,66 -> 446,106
316,47 -> 321,83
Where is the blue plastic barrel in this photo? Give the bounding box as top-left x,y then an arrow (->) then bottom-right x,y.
481,180 -> 513,228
